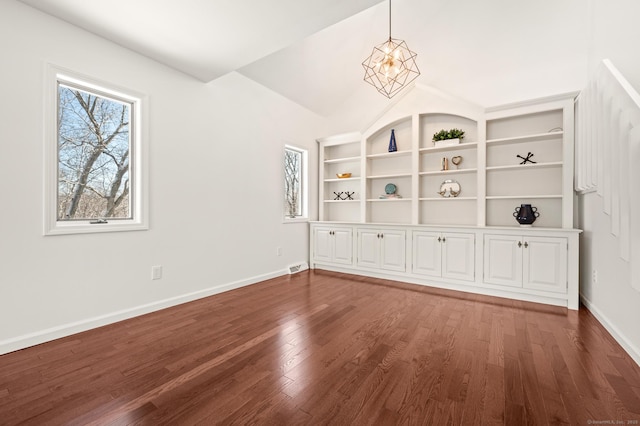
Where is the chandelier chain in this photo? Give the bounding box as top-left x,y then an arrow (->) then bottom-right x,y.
388,0 -> 392,40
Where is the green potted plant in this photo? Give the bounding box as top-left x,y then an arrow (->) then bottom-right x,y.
433,128 -> 465,147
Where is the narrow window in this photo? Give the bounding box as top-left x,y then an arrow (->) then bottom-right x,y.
45,66 -> 148,235
284,145 -> 308,221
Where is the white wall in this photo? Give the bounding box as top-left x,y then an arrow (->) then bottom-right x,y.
588,0 -> 640,91
577,0 -> 640,364
0,0 -> 325,354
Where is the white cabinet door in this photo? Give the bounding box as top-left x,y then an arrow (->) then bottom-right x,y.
412,231 -> 442,277
357,229 -> 380,269
379,230 -> 406,272
357,229 -> 406,272
484,234 -> 568,293
484,235 -> 523,288
313,227 -> 333,263
413,232 -> 474,281
441,233 -> 475,282
312,226 -> 352,265
332,228 -> 353,265
523,237 -> 567,293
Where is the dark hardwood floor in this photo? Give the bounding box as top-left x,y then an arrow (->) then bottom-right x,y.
1,270 -> 640,425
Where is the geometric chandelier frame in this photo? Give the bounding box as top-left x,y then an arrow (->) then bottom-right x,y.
362,0 -> 420,98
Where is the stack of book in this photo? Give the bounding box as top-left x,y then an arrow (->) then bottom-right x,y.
379,193 -> 402,199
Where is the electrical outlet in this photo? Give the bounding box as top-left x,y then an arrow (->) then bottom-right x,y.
592,269 -> 598,285
152,265 -> 163,280
276,247 -> 282,256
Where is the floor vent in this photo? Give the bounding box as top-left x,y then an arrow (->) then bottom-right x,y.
288,261 -> 309,274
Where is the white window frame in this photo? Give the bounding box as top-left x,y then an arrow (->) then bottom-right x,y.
283,144 -> 308,223
44,64 -> 149,235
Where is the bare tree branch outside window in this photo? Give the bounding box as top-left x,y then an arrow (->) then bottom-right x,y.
57,84 -> 132,220
284,148 -> 302,217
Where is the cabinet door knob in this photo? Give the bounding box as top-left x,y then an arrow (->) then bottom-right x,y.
437,237 -> 441,243
524,241 -> 529,248
442,237 -> 446,243
518,241 -> 522,248
380,233 -> 384,239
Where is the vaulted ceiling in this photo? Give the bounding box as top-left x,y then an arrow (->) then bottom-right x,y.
18,0 -> 588,118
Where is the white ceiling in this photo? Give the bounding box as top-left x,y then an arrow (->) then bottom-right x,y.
18,0 -> 589,118
17,0 -> 384,82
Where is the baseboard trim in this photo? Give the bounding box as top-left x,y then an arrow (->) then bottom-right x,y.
0,269 -> 287,355
580,293 -> 640,367
312,264 -> 570,309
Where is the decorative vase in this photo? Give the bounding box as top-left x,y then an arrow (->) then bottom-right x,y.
513,204 -> 539,226
388,129 -> 397,152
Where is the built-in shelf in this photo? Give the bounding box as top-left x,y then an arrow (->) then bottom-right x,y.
486,131 -> 563,146
367,173 -> 412,179
317,94 -> 574,228
419,168 -> 477,176
324,156 -> 360,164
485,194 -> 562,200
367,198 -> 411,202
419,142 -> 478,153
324,177 -> 361,182
366,150 -> 412,159
419,196 -> 477,201
485,162 -> 563,171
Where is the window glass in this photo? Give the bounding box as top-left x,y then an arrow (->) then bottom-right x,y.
57,83 -> 132,221
284,146 -> 307,220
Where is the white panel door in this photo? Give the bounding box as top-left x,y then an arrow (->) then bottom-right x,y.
412,231 -> 441,277
484,234 -> 523,287
313,227 -> 333,263
379,230 -> 406,272
357,229 -> 380,268
523,237 -> 567,293
332,228 -> 353,265
442,233 -> 475,282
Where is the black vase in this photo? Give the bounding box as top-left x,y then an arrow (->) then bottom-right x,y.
513,204 -> 539,226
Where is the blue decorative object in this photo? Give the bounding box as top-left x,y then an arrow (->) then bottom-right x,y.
388,129 -> 397,152
385,183 -> 397,194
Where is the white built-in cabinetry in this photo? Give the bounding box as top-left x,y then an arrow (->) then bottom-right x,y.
310,223 -> 579,309
312,226 -> 352,265
412,231 -> 475,282
319,133 -> 362,223
485,101 -> 574,228
356,229 -> 406,272
484,234 -> 568,294
312,93 -> 581,309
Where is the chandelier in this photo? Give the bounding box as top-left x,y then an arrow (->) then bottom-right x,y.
362,0 -> 420,98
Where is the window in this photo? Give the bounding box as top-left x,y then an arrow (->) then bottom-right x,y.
44,65 -> 148,235
284,145 -> 308,221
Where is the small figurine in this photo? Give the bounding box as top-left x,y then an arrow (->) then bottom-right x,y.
441,157 -> 449,171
